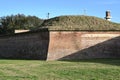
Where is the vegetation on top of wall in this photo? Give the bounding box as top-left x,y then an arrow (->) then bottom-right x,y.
1,15 -> 120,35
40,15 -> 120,31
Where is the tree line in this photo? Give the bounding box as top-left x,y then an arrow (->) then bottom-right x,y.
0,14 -> 44,35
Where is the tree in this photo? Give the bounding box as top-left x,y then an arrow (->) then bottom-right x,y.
0,14 -> 44,35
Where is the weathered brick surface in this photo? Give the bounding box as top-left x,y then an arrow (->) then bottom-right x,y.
0,31 -> 49,60
47,31 -> 120,60
0,31 -> 120,60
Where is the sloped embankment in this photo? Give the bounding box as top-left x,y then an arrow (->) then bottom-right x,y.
40,15 -> 120,31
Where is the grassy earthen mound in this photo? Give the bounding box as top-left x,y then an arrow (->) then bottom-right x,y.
40,15 -> 120,31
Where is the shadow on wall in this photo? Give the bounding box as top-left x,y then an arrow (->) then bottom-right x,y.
59,36 -> 120,65
0,28 -> 50,60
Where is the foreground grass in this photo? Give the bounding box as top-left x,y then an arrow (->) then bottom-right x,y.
0,59 -> 120,80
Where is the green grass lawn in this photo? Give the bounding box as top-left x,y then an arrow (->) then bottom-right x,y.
0,59 -> 120,80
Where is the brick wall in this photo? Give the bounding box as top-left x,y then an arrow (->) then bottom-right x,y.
0,31 -> 49,60
0,31 -> 120,60
47,31 -> 120,60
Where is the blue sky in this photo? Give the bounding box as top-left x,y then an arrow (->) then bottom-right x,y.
0,0 -> 120,23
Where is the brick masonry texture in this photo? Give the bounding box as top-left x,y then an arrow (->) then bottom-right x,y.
0,31 -> 120,60
0,31 -> 49,60
47,31 -> 120,60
